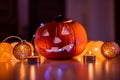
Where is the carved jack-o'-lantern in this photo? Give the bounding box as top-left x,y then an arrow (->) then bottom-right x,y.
34,17 -> 87,59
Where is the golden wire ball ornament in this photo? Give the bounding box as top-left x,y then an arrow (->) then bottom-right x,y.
2,36 -> 32,61
101,41 -> 120,59
13,40 -> 32,60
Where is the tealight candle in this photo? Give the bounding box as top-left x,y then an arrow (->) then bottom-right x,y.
27,56 -> 40,64
27,52 -> 40,64
83,51 -> 96,63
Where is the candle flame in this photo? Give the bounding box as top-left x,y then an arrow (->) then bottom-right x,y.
32,52 -> 34,56
89,51 -> 92,55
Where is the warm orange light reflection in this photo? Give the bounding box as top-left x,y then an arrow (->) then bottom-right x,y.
0,62 -> 13,80
30,65 -> 36,80
40,56 -> 46,64
105,61 -> 109,73
95,59 -> 104,77
19,63 -> 25,80
88,63 -> 94,80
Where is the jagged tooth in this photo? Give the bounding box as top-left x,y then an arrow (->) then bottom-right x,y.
63,44 -> 74,52
46,44 -> 74,53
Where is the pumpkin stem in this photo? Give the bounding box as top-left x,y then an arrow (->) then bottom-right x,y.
55,14 -> 64,22
2,36 -> 23,42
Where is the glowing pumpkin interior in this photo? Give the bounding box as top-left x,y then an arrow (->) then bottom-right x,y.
34,19 -> 87,59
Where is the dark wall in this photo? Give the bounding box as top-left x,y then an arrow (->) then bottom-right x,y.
29,0 -> 65,40
114,0 -> 120,46
0,0 -> 18,41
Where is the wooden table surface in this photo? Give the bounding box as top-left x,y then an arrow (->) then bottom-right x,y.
0,56 -> 120,80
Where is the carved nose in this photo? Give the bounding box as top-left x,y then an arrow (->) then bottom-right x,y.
53,37 -> 62,44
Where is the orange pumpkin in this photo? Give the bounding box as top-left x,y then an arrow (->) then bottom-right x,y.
34,17 -> 87,59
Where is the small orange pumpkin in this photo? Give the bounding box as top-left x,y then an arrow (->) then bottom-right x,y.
34,16 -> 87,59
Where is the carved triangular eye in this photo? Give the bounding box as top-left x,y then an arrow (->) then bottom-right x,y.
53,37 -> 62,44
61,27 -> 70,35
41,29 -> 49,36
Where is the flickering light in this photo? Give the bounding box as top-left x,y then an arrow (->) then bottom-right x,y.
83,51 -> 96,63
27,52 -> 40,64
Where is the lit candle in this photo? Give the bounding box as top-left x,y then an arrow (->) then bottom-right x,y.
27,52 -> 40,64
83,51 -> 96,63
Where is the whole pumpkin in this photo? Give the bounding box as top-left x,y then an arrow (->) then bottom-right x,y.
34,18 -> 87,59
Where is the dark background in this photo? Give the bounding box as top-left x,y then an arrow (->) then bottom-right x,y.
0,0 -> 119,45
114,0 -> 120,46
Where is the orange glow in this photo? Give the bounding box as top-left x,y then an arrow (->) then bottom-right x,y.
19,63 -> 25,80
32,52 -> 34,56
0,42 -> 13,62
88,51 -> 92,55
92,41 -> 107,61
40,56 -> 46,64
30,65 -> 36,80
88,63 -> 94,80
105,61 -> 109,73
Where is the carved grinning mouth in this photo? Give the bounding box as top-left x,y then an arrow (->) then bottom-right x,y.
45,43 -> 74,53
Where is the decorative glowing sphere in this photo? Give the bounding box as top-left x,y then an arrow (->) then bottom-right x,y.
79,41 -> 95,57
91,41 -> 107,61
25,41 -> 34,56
0,42 -> 13,62
13,41 -> 32,60
11,41 -> 34,56
101,41 -> 120,59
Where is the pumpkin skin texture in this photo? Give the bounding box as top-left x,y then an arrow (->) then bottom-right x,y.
34,19 -> 87,59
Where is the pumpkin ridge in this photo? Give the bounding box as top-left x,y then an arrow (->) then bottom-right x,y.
70,22 -> 76,55
34,19 -> 87,59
